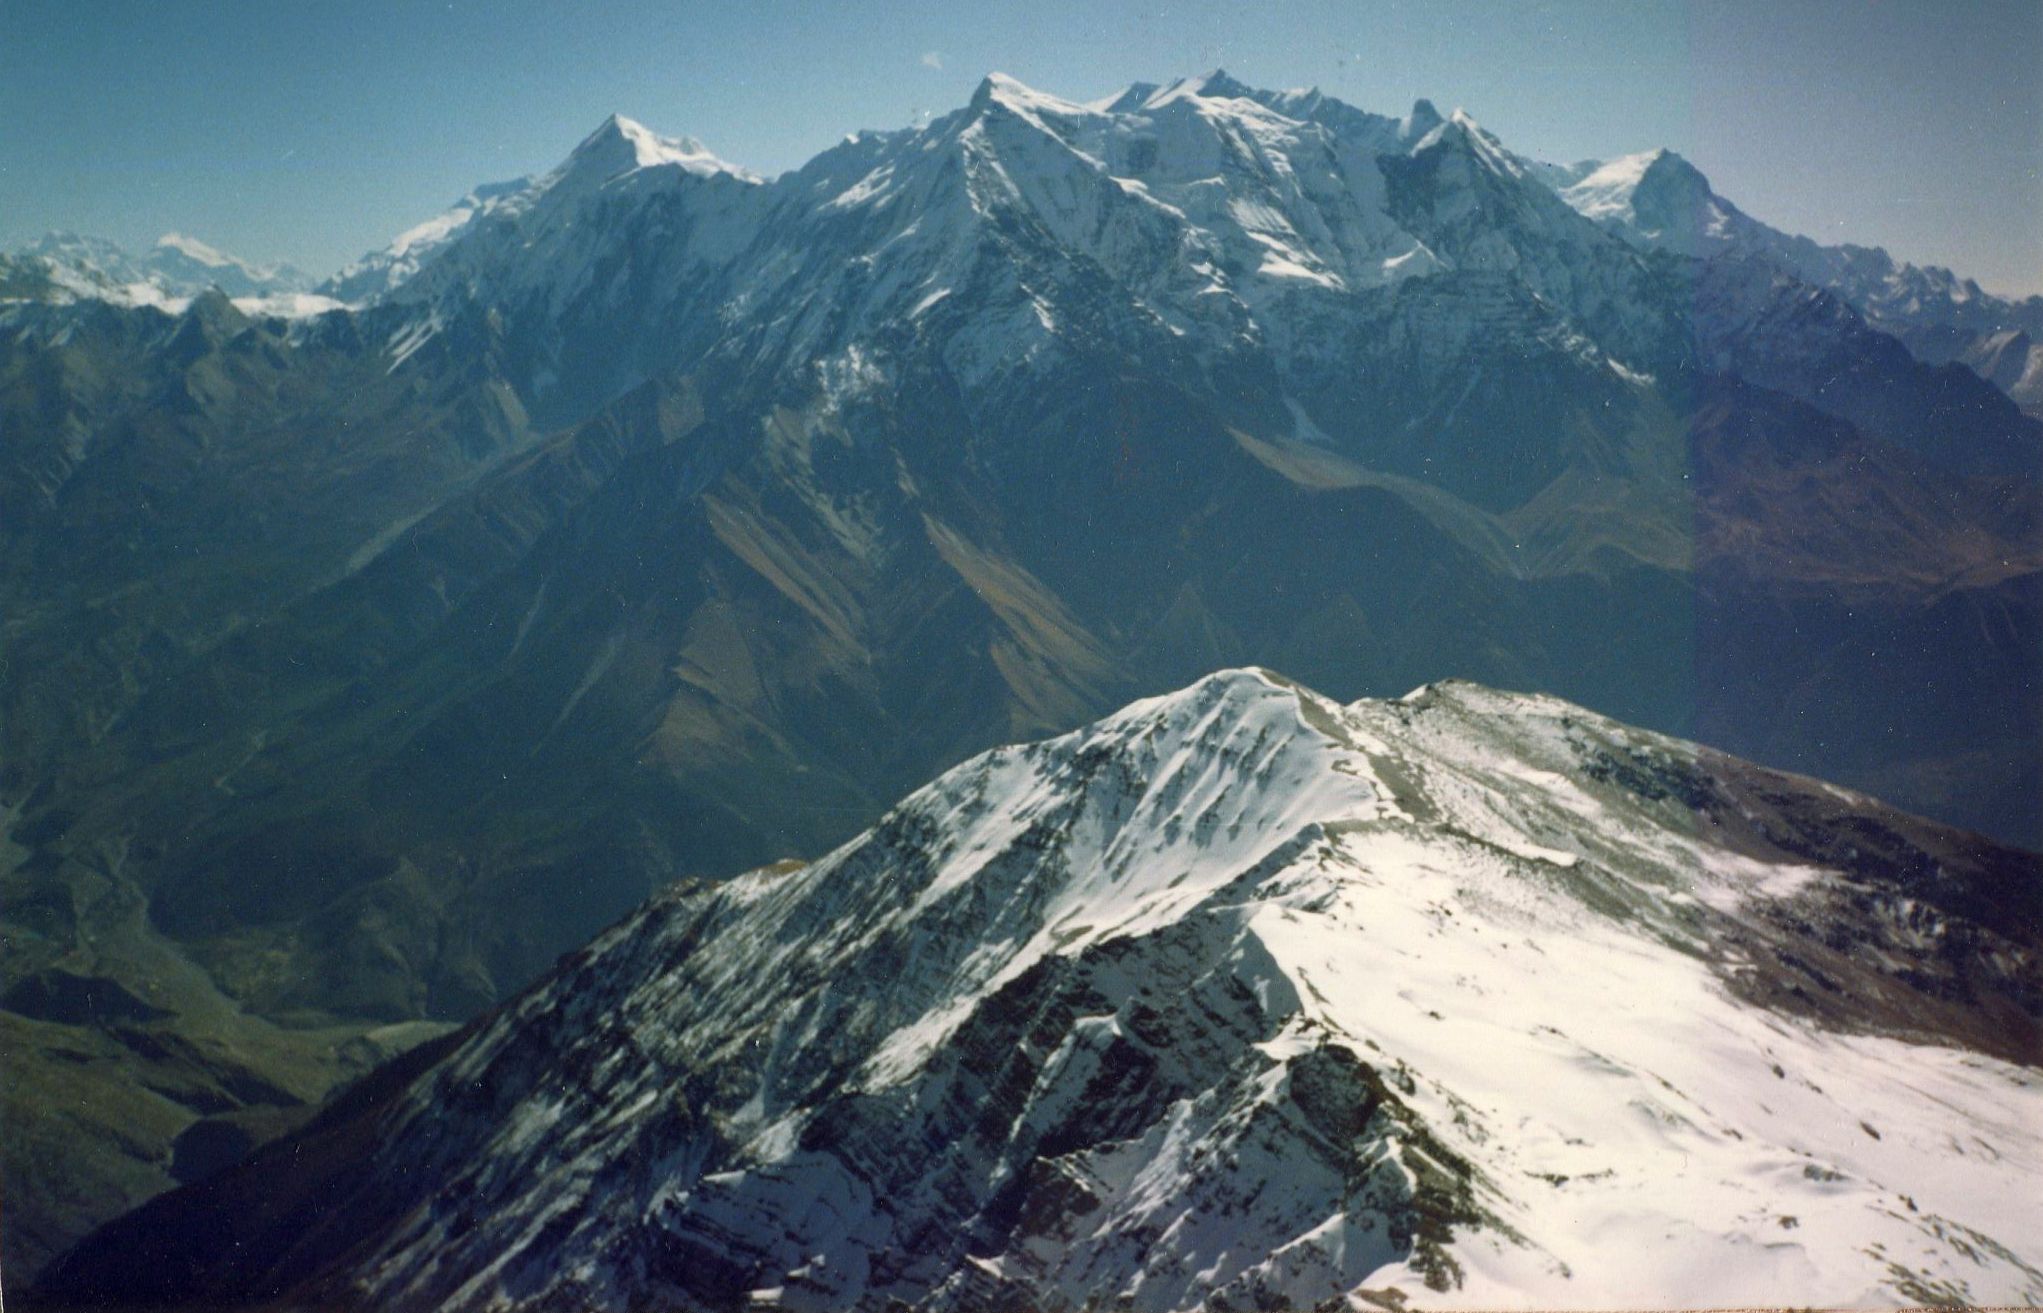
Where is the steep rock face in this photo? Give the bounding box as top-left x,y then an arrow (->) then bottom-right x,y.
1687,256 -> 2038,476
37,671 -> 2043,1311
1958,327 -> 2043,414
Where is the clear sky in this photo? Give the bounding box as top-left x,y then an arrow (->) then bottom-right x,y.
4,0 -> 2038,294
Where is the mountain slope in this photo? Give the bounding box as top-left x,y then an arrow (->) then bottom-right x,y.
1549,147 -> 2043,416
317,72 -> 2032,488
35,669 -> 2043,1311
0,290 -> 547,1277
5,72 -> 2041,1277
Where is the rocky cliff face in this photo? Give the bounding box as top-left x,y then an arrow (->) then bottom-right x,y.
36,670 -> 2043,1311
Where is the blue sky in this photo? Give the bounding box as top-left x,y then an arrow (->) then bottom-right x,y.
4,0 -> 2038,293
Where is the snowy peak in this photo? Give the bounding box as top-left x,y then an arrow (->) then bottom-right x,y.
562,112 -> 753,183
1093,80 -> 1161,113
1148,67 -> 1266,106
1120,69 -> 1327,120
9,232 -> 148,301
1417,107 -> 1521,173
1388,96 -> 1444,145
971,70 -> 1049,108
1396,106 -> 1547,197
1629,147 -> 1711,198
316,177 -> 532,303
309,107 -> 775,379
1106,69 -> 1238,111
287,72 -> 1600,340
40,669 -> 2043,1312
1542,139 -> 2043,413
317,112 -> 758,310
964,72 -> 1103,144
1187,67 -> 1258,100
146,231 -> 313,297
1624,149 -> 1724,238
1376,102 -> 1650,320
1558,147 -> 1730,255
3,228 -> 316,309
308,68 -> 1699,421
154,232 -> 237,267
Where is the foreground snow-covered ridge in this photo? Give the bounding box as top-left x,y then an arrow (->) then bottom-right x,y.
37,670 -> 2043,1311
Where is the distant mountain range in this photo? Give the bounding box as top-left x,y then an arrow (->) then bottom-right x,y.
2,72 -> 2038,1282
1542,146 -> 2043,414
33,671 -> 2043,1310
1,231 -> 322,312
13,79 -> 2040,415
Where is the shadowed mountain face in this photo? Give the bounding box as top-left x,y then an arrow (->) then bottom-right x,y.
2,73 -> 2039,1276
1550,146 -> 2043,419
31,672 -> 2043,1311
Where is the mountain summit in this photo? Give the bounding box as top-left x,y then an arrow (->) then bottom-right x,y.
1543,142 -> 2043,414
36,671 -> 2043,1310
561,112 -> 755,183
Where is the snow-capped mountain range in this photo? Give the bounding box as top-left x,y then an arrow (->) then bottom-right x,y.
1550,147 -> 2043,412
319,115 -> 758,307
11,71 -> 2035,417
38,670 -> 2043,1310
294,74 -> 1724,417
1,230 -> 324,312
334,69 -> 2032,445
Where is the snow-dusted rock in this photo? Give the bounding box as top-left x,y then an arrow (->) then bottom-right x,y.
1545,146 -> 2043,414
39,669 -> 2043,1310
4,230 -> 314,308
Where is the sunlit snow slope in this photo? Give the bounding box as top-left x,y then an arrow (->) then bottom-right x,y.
34,670 -> 2043,1311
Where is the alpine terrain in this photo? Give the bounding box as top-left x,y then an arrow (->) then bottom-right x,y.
34,670 -> 2043,1310
0,233 -> 322,312
3,72 -> 2039,1275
